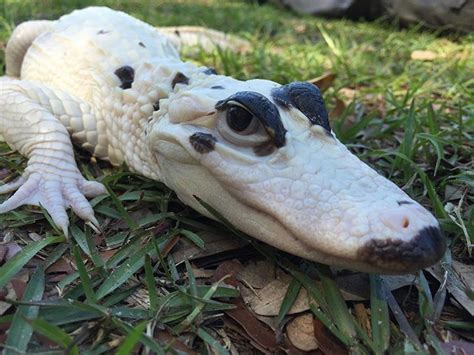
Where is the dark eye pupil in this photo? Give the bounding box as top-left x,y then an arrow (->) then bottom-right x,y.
226,106 -> 253,132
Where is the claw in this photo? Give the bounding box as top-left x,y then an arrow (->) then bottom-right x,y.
86,218 -> 101,234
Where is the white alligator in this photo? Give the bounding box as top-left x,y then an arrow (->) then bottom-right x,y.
0,7 -> 445,273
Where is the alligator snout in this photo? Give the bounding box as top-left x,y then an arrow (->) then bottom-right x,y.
358,226 -> 445,273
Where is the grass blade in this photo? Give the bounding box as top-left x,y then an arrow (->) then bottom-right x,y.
116,321 -> 147,355
5,266 -> 45,354
144,254 -> 158,311
0,236 -> 63,289
277,277 -> 301,325
30,318 -> 79,354
370,275 -> 390,354
73,245 -> 97,303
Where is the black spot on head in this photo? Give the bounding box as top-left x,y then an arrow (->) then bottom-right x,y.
253,143 -> 275,156
138,42 -> 146,48
114,65 -> 135,90
171,72 -> 189,89
397,201 -> 414,206
271,82 -> 331,133
190,132 -> 217,154
211,85 -> 224,89
153,101 -> 160,111
216,91 -> 287,148
203,67 -> 218,75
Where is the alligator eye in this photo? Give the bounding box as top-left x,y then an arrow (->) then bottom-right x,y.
227,106 -> 253,132
217,102 -> 269,147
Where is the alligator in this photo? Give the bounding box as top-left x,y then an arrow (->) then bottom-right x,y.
0,7 -> 445,274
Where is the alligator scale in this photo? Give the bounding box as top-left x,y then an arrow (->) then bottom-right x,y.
0,7 -> 445,273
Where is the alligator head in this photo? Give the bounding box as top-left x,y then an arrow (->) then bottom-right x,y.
148,73 -> 445,274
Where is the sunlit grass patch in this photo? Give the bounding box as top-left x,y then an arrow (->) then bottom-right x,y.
0,0 -> 473,353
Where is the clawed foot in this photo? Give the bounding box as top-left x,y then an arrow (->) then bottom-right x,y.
0,166 -> 106,236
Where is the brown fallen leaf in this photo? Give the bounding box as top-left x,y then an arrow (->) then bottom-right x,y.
308,72 -> 337,92
46,257 -> 75,274
313,317 -> 348,355
353,303 -> 371,336
287,313 -> 319,351
238,260 -> 279,289
426,264 -> 474,316
330,98 -> 346,120
172,231 -> 245,264
226,298 -> 279,352
154,330 -> 198,354
411,50 -> 438,61
10,278 -> 27,299
249,279 -> 309,316
211,259 -> 243,287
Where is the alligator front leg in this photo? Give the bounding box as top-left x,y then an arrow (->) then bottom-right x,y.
0,79 -> 106,235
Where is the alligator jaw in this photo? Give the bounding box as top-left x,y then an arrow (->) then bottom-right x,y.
358,226 -> 446,273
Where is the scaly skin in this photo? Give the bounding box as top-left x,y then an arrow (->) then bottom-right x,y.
0,7 -> 445,273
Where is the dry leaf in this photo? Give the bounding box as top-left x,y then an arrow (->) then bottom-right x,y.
440,340 -> 474,355
427,263 -> 474,316
249,279 -> 309,316
353,303 -> 371,336
330,98 -> 346,119
226,298 -> 279,352
287,313 -> 319,351
238,260 -> 278,289
308,72 -> 336,92
313,318 -> 348,355
172,231 -> 245,264
411,50 -> 438,61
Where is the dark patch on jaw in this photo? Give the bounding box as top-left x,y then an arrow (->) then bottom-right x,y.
271,82 -> 331,133
203,67 -> 218,75
358,226 -> 446,273
153,101 -> 160,111
190,132 -> 217,153
253,143 -> 275,156
397,200 -> 414,206
216,91 -> 287,148
114,66 -> 135,89
138,42 -> 146,48
171,72 -> 189,89
211,85 -> 224,89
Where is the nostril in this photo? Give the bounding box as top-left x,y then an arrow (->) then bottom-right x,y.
380,210 -> 413,231
402,217 -> 409,228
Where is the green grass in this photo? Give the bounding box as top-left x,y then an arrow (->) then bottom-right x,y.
0,0 -> 473,353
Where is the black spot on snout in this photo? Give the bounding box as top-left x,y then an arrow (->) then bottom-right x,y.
211,85 -> 224,89
138,42 -> 146,48
358,226 -> 446,273
203,67 -> 217,75
114,66 -> 134,89
190,132 -> 217,153
397,200 -> 414,206
216,91 -> 287,148
271,82 -> 331,133
171,72 -> 189,89
97,29 -> 110,35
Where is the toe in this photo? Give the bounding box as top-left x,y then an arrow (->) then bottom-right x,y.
66,187 -> 97,223
0,175 -> 40,212
0,177 -> 26,194
80,180 -> 107,197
